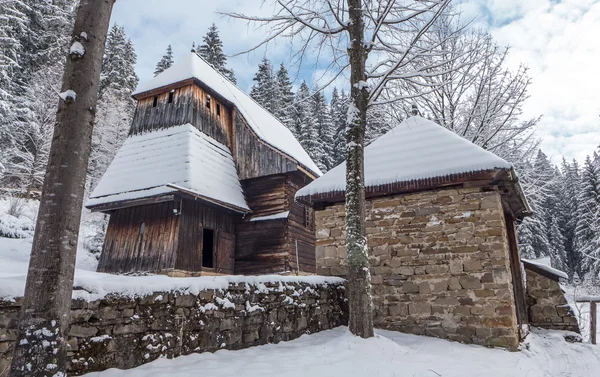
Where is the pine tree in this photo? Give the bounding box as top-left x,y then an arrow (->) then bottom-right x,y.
99,24 -> 139,99
558,158 -> 582,278
154,44 -> 173,76
275,63 -> 294,129
366,104 -> 392,144
330,88 -> 349,166
575,154 -> 600,278
517,151 -> 554,259
250,57 -> 276,113
198,23 -> 236,83
310,89 -> 334,171
293,81 -> 312,147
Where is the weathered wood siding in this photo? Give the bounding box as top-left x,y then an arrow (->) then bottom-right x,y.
233,114 -> 298,180
130,84 -> 233,148
235,173 -> 316,274
174,198 -> 238,273
98,201 -> 180,273
286,172 -> 316,273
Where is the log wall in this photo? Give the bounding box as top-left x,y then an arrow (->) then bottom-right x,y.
235,173 -> 316,275
130,84 -> 232,148
174,199 -> 238,273
233,114 -> 298,180
98,201 -> 180,273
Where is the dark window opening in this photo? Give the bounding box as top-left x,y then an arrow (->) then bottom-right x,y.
152,96 -> 158,108
205,95 -> 211,109
168,91 -> 174,104
202,228 -> 214,268
216,103 -> 221,116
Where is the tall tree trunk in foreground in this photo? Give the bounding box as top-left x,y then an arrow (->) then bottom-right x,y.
10,1 -> 115,376
345,0 -> 374,338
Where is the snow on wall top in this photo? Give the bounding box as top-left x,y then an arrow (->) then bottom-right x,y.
296,116 -> 513,198
133,53 -> 322,177
86,124 -> 249,211
522,258 -> 569,280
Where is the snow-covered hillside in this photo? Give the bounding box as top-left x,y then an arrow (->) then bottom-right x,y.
85,326 -> 599,377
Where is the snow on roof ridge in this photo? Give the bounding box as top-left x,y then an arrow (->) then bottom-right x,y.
296,116 -> 513,198
133,53 -> 322,176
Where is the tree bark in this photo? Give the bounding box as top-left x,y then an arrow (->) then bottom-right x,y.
10,1 -> 115,376
345,0 -> 374,338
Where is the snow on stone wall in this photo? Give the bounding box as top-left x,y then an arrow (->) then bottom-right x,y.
0,280 -> 347,376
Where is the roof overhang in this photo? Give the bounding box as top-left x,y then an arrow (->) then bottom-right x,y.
296,168 -> 531,219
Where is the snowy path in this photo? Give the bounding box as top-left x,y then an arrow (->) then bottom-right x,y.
84,327 -> 599,377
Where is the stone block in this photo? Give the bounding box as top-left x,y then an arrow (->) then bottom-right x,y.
482,316 -> 514,328
402,282 -> 419,294
419,282 -> 431,294
408,302 -> 431,316
175,294 -> 196,307
448,277 -> 462,291
459,276 -> 482,289
69,325 -> 98,338
463,260 -> 483,272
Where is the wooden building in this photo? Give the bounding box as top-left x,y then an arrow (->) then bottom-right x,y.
296,115 -> 535,348
86,52 -> 321,276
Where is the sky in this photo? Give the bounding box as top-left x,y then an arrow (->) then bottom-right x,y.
110,0 -> 600,164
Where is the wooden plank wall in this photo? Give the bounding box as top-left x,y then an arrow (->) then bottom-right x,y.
233,114 -> 298,180
174,198 -> 238,272
98,201 -> 180,273
235,173 -> 316,274
286,172 -> 316,273
130,84 -> 232,148
235,175 -> 288,274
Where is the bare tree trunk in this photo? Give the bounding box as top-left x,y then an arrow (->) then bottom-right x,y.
345,0 -> 374,338
10,1 -> 115,376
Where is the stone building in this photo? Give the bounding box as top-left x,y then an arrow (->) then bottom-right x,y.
296,115 -> 534,349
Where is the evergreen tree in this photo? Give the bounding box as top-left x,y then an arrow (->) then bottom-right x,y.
99,24 -> 139,99
250,57 -> 276,113
575,153 -> 600,278
366,104 -> 392,144
517,151 -> 554,259
154,44 -> 173,76
330,88 -> 349,166
275,63 -> 294,129
558,158 -> 582,278
293,81 -> 312,147
310,89 -> 334,171
198,23 -> 236,83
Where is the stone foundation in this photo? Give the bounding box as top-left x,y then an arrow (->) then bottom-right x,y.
525,268 -> 580,333
315,187 -> 520,348
0,280 -> 347,376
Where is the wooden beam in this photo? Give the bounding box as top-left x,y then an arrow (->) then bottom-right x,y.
88,195 -> 175,213
132,78 -> 195,100
592,302 -> 597,345
166,184 -> 250,214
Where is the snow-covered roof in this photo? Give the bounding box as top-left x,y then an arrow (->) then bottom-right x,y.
522,258 -> 568,280
296,116 -> 513,198
250,211 -> 290,222
86,124 -> 249,212
133,53 -> 321,177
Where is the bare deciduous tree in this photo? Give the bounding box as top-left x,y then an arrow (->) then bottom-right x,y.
226,0 -> 458,337
10,0 -> 116,375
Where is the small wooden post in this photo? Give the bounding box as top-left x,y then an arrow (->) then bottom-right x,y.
591,302 -> 597,345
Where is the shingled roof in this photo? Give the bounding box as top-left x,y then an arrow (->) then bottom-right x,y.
86,124 -> 249,213
133,52 -> 321,177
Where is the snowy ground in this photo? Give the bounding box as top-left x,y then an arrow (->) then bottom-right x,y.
0,237 -> 342,302
84,326 -> 599,377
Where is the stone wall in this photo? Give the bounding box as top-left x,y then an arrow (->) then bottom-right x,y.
315,187 -> 520,348
525,268 -> 580,333
0,280 -> 347,376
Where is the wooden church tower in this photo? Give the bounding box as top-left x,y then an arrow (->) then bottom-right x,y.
86,53 -> 321,276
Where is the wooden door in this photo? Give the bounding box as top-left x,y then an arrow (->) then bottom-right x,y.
216,231 -> 235,274
195,223 -> 204,272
